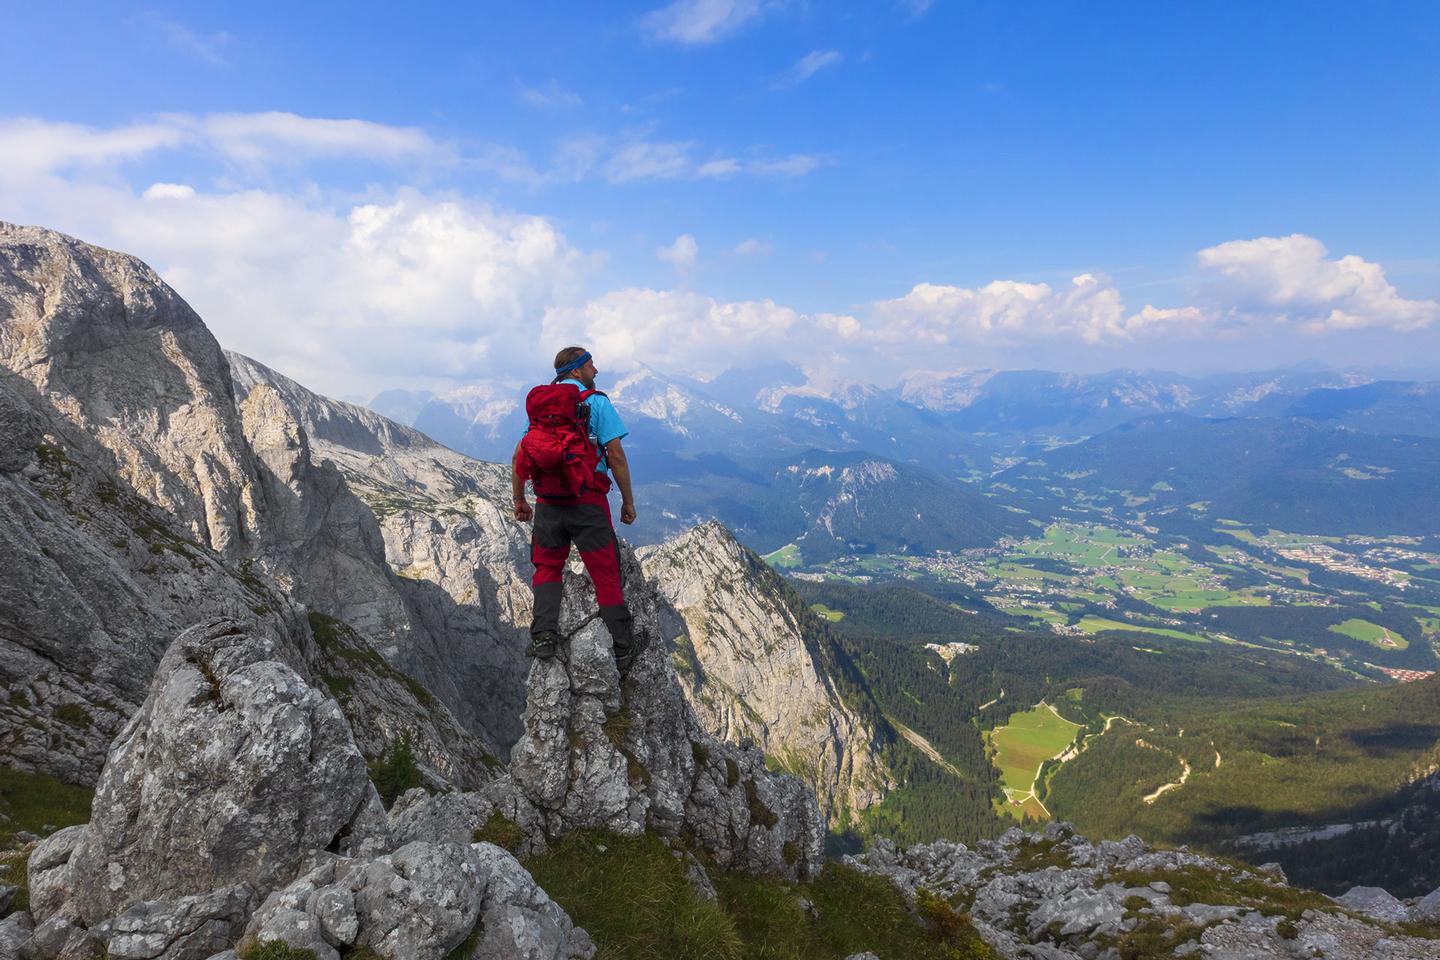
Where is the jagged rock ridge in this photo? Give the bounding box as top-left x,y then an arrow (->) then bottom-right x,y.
641,520 -> 890,825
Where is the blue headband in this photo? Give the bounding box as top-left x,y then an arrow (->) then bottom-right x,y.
555,351 -> 592,375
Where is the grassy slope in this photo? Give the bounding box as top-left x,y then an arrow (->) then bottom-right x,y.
525,830 -> 994,960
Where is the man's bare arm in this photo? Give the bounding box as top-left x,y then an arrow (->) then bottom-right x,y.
606,438 -> 636,524
510,441 -> 532,522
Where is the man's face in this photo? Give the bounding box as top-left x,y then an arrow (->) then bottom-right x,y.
578,358 -> 598,387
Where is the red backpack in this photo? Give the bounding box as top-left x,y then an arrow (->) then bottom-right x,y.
516,383 -> 612,498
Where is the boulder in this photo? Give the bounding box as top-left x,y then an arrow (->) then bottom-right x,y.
1412,885 -> 1440,923
24,827 -> 84,923
95,885 -> 253,960
0,912 -> 33,959
242,841 -> 594,960
388,790 -> 496,847
1335,885 -> 1409,923
42,619 -> 389,925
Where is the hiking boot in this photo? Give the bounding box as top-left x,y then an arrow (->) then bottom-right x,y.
614,630 -> 651,676
526,630 -> 561,659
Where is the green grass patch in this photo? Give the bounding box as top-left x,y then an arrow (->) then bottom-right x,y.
527,830 -> 995,959
716,861 -> 994,959
808,603 -> 845,622
0,765 -> 92,850
1327,618 -> 1407,650
368,731 -> 421,807
1075,616 -> 1209,644
987,705 -> 1081,796
764,543 -> 804,569
525,830 -> 744,959
473,812 -> 526,853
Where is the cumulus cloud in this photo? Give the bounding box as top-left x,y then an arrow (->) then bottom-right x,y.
658,234 -> 699,269
0,117 -> 587,395
775,50 -> 842,88
543,289 -> 805,377
1197,234 -> 1439,333
642,0 -> 764,45
734,238 -> 772,257
865,273 -> 1200,348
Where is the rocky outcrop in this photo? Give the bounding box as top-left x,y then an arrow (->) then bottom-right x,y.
640,521 -> 889,825
847,821 -> 1440,959
498,545 -> 825,881
13,617 -> 590,960
35,619 -> 389,926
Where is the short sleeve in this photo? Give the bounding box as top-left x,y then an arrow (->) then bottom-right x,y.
589,395 -> 628,447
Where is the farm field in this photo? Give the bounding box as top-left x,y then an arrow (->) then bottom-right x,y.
1074,616 -> 1209,644
988,704 -> 1081,820
790,518 -> 1440,671
1328,618 -> 1407,650
762,543 -> 802,568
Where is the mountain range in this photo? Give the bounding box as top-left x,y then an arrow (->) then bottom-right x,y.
3,222 -> 1440,958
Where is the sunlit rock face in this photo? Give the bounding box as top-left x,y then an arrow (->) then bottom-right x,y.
641,520 -> 890,826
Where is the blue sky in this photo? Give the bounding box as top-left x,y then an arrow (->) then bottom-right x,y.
2,1 -> 1438,396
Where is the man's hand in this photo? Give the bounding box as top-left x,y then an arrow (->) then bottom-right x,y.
620,500 -> 637,525
514,498 -> 533,523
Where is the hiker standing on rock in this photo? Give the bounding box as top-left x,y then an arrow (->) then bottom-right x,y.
512,346 -> 646,673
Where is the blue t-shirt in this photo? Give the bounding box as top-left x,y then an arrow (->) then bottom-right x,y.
549,378 -> 628,475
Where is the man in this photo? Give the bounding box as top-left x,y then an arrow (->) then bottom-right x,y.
511,346 -> 645,673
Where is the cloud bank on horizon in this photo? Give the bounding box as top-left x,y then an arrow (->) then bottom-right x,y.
1,108 -> 1436,397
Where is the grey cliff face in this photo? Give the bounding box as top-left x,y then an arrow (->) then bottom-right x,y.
0,224 -> 496,786
0,222 -> 261,557
641,520 -> 889,825
228,351 -> 533,750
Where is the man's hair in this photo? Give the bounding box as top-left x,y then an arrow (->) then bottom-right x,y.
553,346 -> 588,382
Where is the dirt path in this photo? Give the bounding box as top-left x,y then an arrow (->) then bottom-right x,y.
1142,756 -> 1192,804
888,715 -> 966,780
978,688 -> 1005,711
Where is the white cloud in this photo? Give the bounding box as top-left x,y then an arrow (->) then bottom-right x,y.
192,112 -> 445,164
517,80 -> 583,109
658,234 -> 699,269
0,112 -> 444,180
866,273 -> 1199,348
598,138 -> 820,183
148,15 -> 234,65
142,182 -> 197,200
0,122 -> 588,395
1196,234 -> 1439,333
603,140 -> 695,183
775,50 -> 842,88
0,118 -> 186,177
642,0 -> 764,45
734,238 -> 772,257
543,288 -> 803,377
